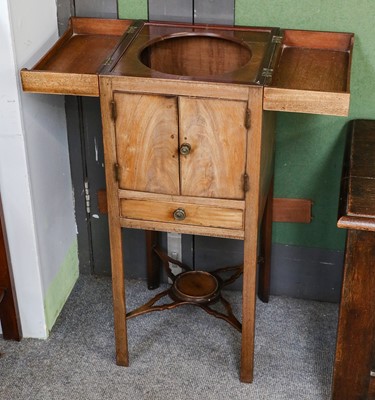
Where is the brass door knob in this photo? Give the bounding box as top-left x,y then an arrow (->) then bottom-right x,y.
173,208 -> 186,221
179,143 -> 191,155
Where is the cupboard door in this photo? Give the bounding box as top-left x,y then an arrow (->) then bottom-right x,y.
114,93 -> 179,195
179,97 -> 247,199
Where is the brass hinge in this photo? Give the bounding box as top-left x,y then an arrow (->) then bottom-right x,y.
243,173 -> 250,193
272,35 -> 283,44
126,25 -> 139,34
102,57 -> 113,66
245,109 -> 251,130
114,163 -> 120,182
110,100 -> 117,122
261,67 -> 274,79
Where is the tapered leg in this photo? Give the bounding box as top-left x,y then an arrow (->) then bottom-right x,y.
258,179 -> 274,303
100,78 -> 128,366
240,229 -> 259,383
146,231 -> 161,290
109,223 -> 128,366
240,86 -> 268,383
332,230 -> 375,400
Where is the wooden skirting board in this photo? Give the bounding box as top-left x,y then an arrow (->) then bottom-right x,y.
97,190 -> 312,224
272,198 -> 312,223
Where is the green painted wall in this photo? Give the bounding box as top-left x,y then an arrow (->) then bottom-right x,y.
44,240 -> 79,333
118,0 -> 148,19
118,1 -> 375,250
236,1 -> 375,250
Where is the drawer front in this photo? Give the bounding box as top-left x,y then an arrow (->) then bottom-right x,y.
120,199 -> 243,230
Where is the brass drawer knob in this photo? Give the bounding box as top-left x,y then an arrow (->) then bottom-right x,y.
179,143 -> 191,155
173,208 -> 186,221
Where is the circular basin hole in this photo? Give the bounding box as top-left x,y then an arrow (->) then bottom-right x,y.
140,34 -> 252,77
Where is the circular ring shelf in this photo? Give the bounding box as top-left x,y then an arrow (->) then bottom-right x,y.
171,271 -> 221,303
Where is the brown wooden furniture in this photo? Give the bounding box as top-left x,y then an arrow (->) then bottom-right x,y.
21,18 -> 354,116
0,197 -> 22,341
20,17 -> 353,383
100,76 -> 275,383
333,120 -> 375,400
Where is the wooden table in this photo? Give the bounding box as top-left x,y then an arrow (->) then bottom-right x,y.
333,119 -> 375,400
20,18 -> 354,383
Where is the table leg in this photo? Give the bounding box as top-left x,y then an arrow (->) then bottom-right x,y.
240,228 -> 258,383
109,222 -> 129,366
258,179 -> 274,303
146,231 -> 161,290
332,229 -> 375,400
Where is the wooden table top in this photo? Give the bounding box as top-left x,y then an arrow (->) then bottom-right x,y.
338,119 -> 375,231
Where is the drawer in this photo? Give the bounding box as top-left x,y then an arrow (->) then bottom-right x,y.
120,199 -> 244,230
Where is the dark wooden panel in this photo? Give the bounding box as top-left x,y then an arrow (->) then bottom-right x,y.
338,120 -> 375,231
144,35 -> 251,77
369,377 -> 375,399
258,180 -> 273,303
332,229 -> 375,400
348,120 -> 375,179
348,178 -> 375,217
334,119 -> 375,399
111,23 -> 275,85
272,198 -> 312,223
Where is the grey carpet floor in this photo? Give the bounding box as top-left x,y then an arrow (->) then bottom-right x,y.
0,275 -> 338,400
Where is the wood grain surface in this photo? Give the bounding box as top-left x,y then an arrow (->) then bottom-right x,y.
21,18 -> 131,96
120,198 -> 244,230
240,87 -> 264,383
334,119 -> 375,400
114,92 -> 180,195
338,120 -> 375,231
99,77 -> 129,366
179,97 -> 247,199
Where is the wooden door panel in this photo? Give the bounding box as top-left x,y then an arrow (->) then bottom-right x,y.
179,97 -> 247,199
114,93 -> 179,195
